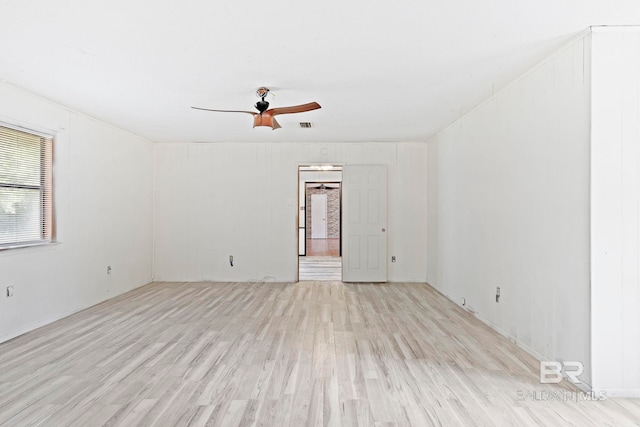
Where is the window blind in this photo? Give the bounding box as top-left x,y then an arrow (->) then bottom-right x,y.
0,124 -> 53,248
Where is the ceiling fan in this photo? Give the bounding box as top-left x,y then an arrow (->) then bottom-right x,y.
192,87 -> 321,130
307,183 -> 340,189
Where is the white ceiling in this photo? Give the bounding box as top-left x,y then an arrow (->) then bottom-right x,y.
2,1 -> 640,144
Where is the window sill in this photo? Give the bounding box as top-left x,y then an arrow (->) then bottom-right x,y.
0,241 -> 60,252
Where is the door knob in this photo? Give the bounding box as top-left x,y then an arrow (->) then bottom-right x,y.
382,228 -> 386,232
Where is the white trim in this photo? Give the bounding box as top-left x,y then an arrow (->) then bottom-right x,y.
0,240 -> 56,252
590,25 -> 640,34
0,119 -> 56,138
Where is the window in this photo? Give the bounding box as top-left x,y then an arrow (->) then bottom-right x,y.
0,124 -> 54,249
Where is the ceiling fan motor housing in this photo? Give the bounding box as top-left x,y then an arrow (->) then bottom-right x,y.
255,100 -> 269,113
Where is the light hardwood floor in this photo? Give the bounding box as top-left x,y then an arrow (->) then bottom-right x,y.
299,256 -> 342,281
0,281 -> 639,426
305,239 -> 340,257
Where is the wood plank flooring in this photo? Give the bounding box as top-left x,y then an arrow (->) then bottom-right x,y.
0,281 -> 639,426
305,239 -> 340,257
299,256 -> 342,281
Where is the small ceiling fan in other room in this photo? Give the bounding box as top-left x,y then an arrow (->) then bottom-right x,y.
192,87 -> 321,130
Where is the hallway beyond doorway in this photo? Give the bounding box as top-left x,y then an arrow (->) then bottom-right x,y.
306,238 -> 340,256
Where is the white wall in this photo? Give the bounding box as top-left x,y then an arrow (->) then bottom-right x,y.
0,82 -> 154,343
590,27 -> 640,396
153,142 -> 427,282
427,33 -> 592,384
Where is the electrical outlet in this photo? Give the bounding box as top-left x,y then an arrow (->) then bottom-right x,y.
6,286 -> 14,297
107,266 -> 112,275
391,256 -> 396,263
496,286 -> 501,302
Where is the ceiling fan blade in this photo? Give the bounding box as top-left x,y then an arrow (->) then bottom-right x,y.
268,102 -> 321,116
191,106 -> 256,115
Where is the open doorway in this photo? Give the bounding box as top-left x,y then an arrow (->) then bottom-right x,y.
298,165 -> 342,281
307,182 -> 341,256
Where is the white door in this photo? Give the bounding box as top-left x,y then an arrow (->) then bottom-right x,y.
311,193 -> 327,239
342,165 -> 387,282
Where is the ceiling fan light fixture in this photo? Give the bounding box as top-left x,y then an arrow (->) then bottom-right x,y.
256,86 -> 270,99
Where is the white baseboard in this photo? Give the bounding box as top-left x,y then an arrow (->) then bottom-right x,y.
0,279 -> 151,345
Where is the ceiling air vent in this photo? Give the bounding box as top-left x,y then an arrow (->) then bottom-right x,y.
299,122 -> 313,128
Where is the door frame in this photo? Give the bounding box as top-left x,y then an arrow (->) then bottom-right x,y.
297,165 -> 343,280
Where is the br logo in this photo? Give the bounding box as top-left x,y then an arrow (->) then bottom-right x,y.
540,361 -> 584,384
